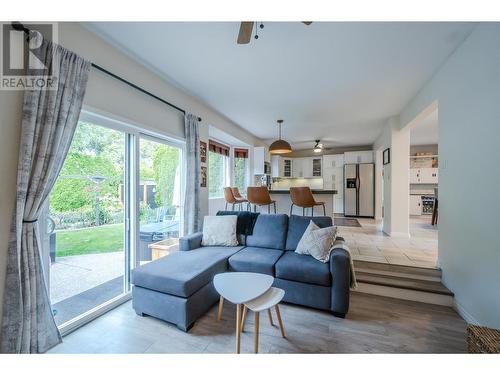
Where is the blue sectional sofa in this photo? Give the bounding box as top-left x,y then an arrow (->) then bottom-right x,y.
132,213 -> 352,331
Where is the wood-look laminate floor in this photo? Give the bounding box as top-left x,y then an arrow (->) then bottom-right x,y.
48,292 -> 467,354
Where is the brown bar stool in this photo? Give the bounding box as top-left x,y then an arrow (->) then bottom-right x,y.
231,187 -> 248,203
224,187 -> 246,211
431,198 -> 438,225
247,186 -> 276,213
289,187 -> 326,216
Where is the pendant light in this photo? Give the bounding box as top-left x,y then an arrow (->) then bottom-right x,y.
269,119 -> 292,154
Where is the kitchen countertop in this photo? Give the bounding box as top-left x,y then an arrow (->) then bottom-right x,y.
269,189 -> 337,194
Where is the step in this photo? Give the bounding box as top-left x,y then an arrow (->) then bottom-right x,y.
353,260 -> 442,281
354,271 -> 454,307
355,283 -> 454,307
355,272 -> 453,296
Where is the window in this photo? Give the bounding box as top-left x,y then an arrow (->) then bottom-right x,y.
208,140 -> 229,199
234,148 -> 248,193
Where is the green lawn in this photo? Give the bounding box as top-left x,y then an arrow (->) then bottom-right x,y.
56,223 -> 124,257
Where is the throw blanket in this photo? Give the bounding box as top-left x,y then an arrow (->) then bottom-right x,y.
332,238 -> 358,289
216,211 -> 260,235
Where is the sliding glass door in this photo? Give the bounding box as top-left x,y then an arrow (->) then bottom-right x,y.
48,121 -> 127,326
45,113 -> 184,329
137,135 -> 183,265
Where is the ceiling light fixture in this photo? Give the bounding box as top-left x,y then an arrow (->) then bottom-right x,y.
269,120 -> 292,154
313,140 -> 324,153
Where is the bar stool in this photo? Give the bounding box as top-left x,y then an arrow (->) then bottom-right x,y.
289,186 -> 326,216
247,186 -> 276,213
431,187 -> 438,226
223,187 -> 246,211
231,187 -> 248,208
241,287 -> 286,353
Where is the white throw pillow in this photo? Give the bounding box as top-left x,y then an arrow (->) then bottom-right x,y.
295,220 -> 320,254
295,220 -> 337,262
202,216 -> 238,247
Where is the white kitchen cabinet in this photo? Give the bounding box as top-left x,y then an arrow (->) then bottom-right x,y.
312,157 -> 322,177
302,158 -> 313,178
334,197 -> 344,214
344,151 -> 373,164
409,195 -> 422,215
271,155 -> 281,178
282,158 -> 293,177
292,157 -> 321,178
409,168 -> 438,184
253,146 -> 265,175
409,169 -> 421,184
292,157 -> 303,177
420,168 -> 438,184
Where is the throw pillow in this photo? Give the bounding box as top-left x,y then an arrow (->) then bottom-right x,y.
295,220 -> 337,262
202,215 -> 238,246
295,220 -> 320,254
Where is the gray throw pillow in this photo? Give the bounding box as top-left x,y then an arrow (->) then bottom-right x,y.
295,220 -> 337,262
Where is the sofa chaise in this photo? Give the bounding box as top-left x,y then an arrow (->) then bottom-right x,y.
131,213 -> 351,331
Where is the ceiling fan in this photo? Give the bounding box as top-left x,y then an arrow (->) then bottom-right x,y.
237,22 -> 313,45
313,140 -> 324,153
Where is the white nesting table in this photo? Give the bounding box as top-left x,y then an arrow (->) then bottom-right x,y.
213,272 -> 274,353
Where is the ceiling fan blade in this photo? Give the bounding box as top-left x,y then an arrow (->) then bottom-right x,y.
237,22 -> 254,44
302,21 -> 313,25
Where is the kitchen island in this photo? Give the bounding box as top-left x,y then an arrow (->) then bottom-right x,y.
265,189 -> 338,217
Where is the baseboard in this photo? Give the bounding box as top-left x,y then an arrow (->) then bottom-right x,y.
453,298 -> 479,325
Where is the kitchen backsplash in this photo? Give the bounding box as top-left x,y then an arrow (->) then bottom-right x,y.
271,177 -> 324,190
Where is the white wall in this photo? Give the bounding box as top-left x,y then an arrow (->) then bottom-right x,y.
374,149 -> 383,220
0,22 -> 265,331
399,23 -> 500,327
373,117 -> 410,236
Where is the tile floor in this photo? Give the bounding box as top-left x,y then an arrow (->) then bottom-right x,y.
337,216 -> 438,268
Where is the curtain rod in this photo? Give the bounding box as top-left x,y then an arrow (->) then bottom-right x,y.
11,22 -> 202,122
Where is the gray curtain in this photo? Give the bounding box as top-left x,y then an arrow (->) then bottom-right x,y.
0,31 -> 91,353
183,113 -> 201,234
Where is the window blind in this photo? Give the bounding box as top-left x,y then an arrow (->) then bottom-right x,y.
209,140 -> 230,156
234,148 -> 248,159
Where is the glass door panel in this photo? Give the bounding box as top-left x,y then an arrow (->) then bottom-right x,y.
48,121 -> 126,326
137,136 -> 182,266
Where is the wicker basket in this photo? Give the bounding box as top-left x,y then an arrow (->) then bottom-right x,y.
467,324 -> 500,353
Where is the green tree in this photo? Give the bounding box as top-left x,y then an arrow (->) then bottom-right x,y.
50,152 -> 121,212
208,151 -> 226,198
152,144 -> 179,210
234,157 -> 247,193
50,122 -> 124,213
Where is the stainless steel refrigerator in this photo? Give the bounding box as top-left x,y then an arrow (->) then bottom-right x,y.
344,163 -> 375,217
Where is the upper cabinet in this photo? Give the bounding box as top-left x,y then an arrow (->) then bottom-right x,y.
292,157 -> 305,177
344,151 -> 373,164
292,157 -> 321,178
312,157 -> 322,177
253,146 -> 266,175
282,158 -> 293,177
271,155 -> 293,178
271,155 -> 281,178
323,154 -> 344,169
